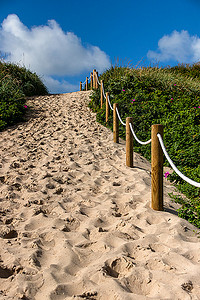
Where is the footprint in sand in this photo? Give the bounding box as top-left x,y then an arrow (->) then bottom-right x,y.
0,227 -> 18,239
102,256 -> 135,278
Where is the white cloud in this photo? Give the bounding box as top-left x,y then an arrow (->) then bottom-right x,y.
147,30 -> 200,64
0,14 -> 110,92
43,76 -> 78,94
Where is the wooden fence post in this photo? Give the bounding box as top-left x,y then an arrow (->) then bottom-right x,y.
151,124 -> 164,211
80,81 -> 82,91
93,69 -> 96,89
86,77 -> 88,91
101,80 -> 103,108
113,103 -> 119,143
126,117 -> 133,168
106,92 -> 109,124
96,71 -> 99,89
90,72 -> 93,90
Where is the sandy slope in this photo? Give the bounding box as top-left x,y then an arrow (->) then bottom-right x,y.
0,91 -> 199,300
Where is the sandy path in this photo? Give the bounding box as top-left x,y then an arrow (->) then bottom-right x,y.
0,91 -> 199,300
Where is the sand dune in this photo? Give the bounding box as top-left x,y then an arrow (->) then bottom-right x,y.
0,91 -> 199,300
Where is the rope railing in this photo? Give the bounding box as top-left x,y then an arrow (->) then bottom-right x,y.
80,76 -> 91,91
116,107 -> 126,126
82,78 -> 88,85
79,69 -> 96,91
129,123 -> 151,145
157,133 -> 200,188
80,70 -> 200,211
95,72 -> 101,86
102,81 -> 107,99
107,94 -> 113,110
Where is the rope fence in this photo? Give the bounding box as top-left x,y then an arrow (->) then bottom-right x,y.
80,70 -> 200,211
129,123 -> 152,145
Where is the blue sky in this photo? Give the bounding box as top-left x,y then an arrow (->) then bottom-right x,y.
1,0 -> 200,93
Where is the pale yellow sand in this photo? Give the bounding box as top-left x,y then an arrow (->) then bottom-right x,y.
0,91 -> 199,300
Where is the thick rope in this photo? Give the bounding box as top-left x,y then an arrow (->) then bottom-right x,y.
82,78 -> 87,85
116,107 -> 126,126
96,73 -> 101,86
157,133 -> 200,188
102,82 -> 106,99
82,75 -> 91,86
107,94 -> 114,111
129,123 -> 152,145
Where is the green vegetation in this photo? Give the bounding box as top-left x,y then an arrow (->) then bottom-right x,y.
89,63 -> 200,228
0,61 -> 48,130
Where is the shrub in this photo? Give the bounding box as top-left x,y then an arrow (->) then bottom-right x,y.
0,61 -> 48,130
0,61 -> 48,96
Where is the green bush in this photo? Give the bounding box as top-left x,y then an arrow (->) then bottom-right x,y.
0,61 -> 48,130
89,64 -> 200,228
0,62 -> 48,96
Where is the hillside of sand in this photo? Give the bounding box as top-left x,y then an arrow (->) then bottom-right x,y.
0,91 -> 200,300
